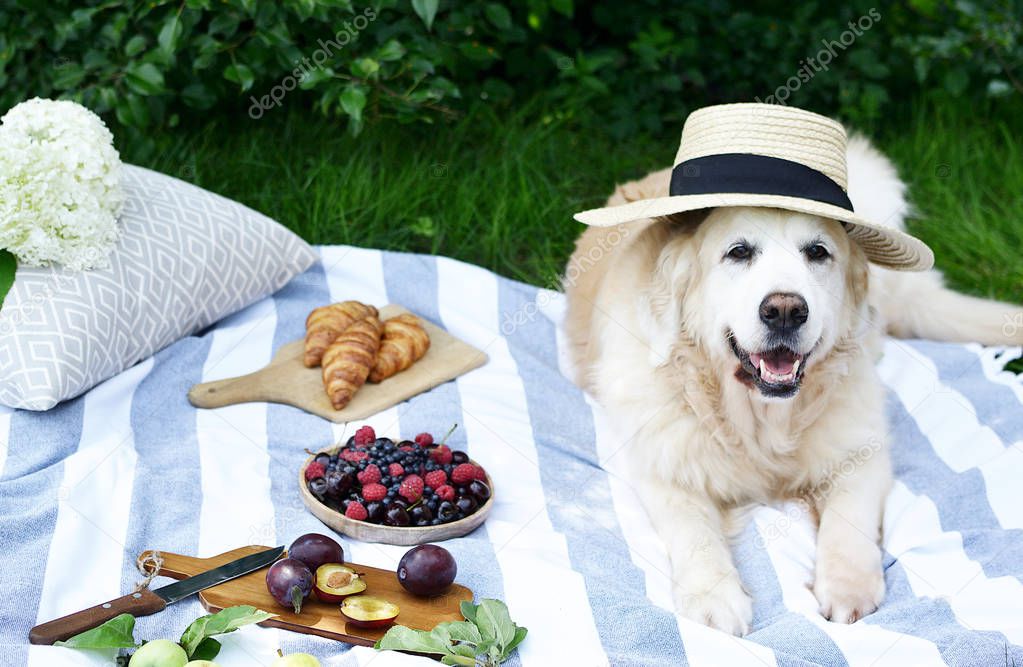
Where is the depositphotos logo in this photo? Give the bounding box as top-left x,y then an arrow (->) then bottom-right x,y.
248,7 -> 377,119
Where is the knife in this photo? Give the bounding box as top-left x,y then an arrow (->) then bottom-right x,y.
29,545 -> 284,645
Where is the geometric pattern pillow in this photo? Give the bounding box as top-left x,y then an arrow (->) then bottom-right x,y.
0,165 -> 318,410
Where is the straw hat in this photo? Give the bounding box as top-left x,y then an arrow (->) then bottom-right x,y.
574,103 -> 934,271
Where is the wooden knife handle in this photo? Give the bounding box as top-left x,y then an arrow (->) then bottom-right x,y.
28,588 -> 167,645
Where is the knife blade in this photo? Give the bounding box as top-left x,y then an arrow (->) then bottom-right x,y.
28,545 -> 284,645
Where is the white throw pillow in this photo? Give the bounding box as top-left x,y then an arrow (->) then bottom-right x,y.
0,165 -> 317,410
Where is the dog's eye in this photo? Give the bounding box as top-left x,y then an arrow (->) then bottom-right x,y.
804,243 -> 831,262
725,243 -> 753,261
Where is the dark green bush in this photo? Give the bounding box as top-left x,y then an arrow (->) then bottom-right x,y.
0,0 -> 1018,136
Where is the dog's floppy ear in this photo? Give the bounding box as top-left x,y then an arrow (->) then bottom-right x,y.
640,214 -> 706,361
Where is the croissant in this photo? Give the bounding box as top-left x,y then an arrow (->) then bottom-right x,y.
322,316 -> 383,410
368,314 -> 431,383
304,301 -> 378,368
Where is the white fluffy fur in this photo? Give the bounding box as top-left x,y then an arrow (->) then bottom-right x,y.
563,136 -> 1023,635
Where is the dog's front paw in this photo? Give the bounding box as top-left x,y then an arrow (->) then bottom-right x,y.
674,571 -> 753,636
813,542 -> 885,623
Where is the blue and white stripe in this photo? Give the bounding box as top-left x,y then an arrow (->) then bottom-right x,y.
1,246 -> 1021,666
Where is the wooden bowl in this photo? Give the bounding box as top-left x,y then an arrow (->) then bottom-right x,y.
299,446 -> 493,546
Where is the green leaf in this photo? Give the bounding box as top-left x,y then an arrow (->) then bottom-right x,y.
190,637 -> 222,661
339,85 -> 367,123
550,0 -> 574,16
54,613 -> 137,650
158,13 -> 182,55
124,62 -> 166,95
374,625 -> 453,655
52,62 -> 86,90
179,605 -> 275,658
459,600 -> 478,626
208,12 -> 239,37
411,0 -> 439,31
376,39 -> 406,62
435,620 -> 482,645
124,35 -> 147,57
0,250 -> 15,307
115,93 -> 151,127
484,3 -> 512,30
182,82 -> 217,109
477,599 -> 515,651
351,57 -> 379,79
223,63 -> 255,91
504,626 -> 528,658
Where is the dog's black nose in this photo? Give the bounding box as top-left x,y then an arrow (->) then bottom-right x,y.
759,293 -> 809,331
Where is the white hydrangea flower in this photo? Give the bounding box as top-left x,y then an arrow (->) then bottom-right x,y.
0,98 -> 124,270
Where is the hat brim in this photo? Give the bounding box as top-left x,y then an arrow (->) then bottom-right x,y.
573,192 -> 933,272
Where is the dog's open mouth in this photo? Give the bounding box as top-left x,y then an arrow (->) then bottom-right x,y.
728,332 -> 809,398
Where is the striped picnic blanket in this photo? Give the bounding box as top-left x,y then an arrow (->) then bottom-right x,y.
2,246 -> 1021,666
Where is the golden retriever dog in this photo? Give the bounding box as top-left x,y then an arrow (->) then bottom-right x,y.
563,135 -> 1023,635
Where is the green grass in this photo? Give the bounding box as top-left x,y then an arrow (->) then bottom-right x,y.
117,97 -> 1023,305
119,101 -> 665,288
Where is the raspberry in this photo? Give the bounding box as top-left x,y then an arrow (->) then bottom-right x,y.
353,425 -> 376,446
451,463 -> 477,485
430,445 -> 453,465
425,470 -> 447,489
435,484 -> 455,502
357,464 -> 381,485
388,463 -> 405,477
304,462 -> 326,480
473,465 -> 487,481
415,432 -> 434,447
399,445 -> 413,452
399,474 -> 424,502
362,483 -> 387,502
340,449 -> 369,463
345,502 -> 368,520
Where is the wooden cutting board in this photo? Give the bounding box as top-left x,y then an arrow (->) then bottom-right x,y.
138,546 -> 473,647
187,305 -> 488,422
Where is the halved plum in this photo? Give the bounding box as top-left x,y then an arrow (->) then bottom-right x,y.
339,595 -> 400,628
314,564 -> 367,602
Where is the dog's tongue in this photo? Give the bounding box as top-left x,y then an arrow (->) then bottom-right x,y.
750,350 -> 797,375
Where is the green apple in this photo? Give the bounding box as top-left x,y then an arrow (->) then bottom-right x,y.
128,639 -> 188,667
271,653 -> 321,667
